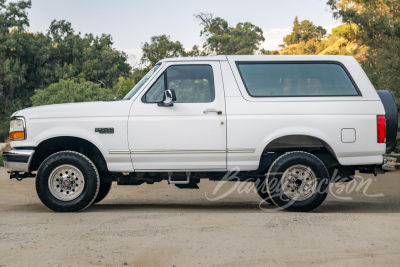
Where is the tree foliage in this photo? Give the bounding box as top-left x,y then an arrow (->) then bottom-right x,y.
0,0 -> 33,140
195,12 -> 265,55
31,79 -> 114,106
0,0 -> 31,32
283,17 -> 327,46
113,76 -> 136,98
141,35 -> 185,67
331,23 -> 360,40
327,0 -> 400,91
46,20 -> 130,89
0,0 -> 130,141
271,17 -> 329,55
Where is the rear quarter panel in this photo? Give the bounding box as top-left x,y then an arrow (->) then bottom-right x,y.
223,56 -> 386,170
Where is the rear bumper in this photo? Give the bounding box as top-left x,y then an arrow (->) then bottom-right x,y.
382,154 -> 397,171
2,149 -> 35,172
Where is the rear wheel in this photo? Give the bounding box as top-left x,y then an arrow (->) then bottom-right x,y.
266,151 -> 329,212
254,177 -> 273,204
36,151 -> 100,212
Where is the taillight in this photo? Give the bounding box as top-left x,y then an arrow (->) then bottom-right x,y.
377,115 -> 386,143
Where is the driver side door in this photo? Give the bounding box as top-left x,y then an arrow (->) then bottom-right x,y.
128,61 -> 227,171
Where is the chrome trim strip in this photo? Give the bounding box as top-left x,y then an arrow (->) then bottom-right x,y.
136,169 -> 226,172
109,150 -> 130,154
227,148 -> 256,153
109,148 -> 256,154
108,148 -> 256,154
130,149 -> 226,154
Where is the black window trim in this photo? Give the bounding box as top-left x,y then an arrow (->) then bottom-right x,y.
141,63 -> 216,104
235,61 -> 362,98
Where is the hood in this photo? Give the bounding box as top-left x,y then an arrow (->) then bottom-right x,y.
16,101 -> 133,119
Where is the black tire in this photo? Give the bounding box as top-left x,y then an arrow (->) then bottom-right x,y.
377,90 -> 398,151
35,151 -> 100,212
254,178 -> 273,204
93,181 -> 112,204
266,151 -> 329,212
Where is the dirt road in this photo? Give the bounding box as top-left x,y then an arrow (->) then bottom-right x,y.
1,167 -> 400,266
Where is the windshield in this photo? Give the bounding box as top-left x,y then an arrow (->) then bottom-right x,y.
123,63 -> 162,100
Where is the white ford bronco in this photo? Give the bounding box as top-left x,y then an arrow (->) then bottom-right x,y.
3,55 -> 398,212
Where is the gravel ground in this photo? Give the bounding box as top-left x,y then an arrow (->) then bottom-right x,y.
1,167 -> 400,266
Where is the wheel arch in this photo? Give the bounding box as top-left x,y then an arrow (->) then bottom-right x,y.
255,134 -> 339,174
30,136 -> 108,173
263,134 -> 337,158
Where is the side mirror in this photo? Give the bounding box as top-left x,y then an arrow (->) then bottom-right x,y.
158,89 -> 176,107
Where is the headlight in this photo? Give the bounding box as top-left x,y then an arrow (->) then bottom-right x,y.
9,117 -> 26,140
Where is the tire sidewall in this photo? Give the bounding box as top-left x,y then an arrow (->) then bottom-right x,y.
254,178 -> 273,204
93,181 -> 112,204
267,152 -> 329,211
36,151 -> 99,212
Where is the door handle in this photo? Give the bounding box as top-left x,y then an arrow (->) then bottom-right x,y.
203,109 -> 223,115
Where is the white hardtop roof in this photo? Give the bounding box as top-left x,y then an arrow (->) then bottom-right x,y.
160,55 -> 227,62
159,55 -> 355,63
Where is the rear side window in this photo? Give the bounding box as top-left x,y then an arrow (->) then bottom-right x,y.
236,62 -> 359,97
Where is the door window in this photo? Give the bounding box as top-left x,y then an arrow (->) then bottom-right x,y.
144,65 -> 215,103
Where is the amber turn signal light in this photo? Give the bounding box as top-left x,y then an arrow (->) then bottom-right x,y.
10,131 -> 25,140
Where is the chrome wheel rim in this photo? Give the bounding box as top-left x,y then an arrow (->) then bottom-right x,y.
48,164 -> 85,201
281,164 -> 317,201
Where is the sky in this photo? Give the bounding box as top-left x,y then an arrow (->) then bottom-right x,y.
27,0 -> 341,65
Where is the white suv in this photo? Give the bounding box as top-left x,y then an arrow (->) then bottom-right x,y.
3,55 -> 398,212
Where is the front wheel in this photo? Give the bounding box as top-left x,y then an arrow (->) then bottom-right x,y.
36,151 -> 100,212
266,151 -> 330,212
92,181 -> 112,204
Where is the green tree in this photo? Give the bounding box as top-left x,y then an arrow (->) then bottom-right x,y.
0,0 -> 34,140
283,16 -> 301,45
283,17 -> 327,46
195,12 -> 265,55
31,79 -> 114,106
0,0 -> 31,33
186,44 -> 204,57
131,67 -> 152,84
0,1 -> 131,141
141,34 -> 186,67
47,20 -> 131,89
113,76 -> 136,98
327,0 -> 400,97
331,23 -> 360,40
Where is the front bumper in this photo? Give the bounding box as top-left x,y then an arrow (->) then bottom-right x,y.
2,149 -> 35,172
